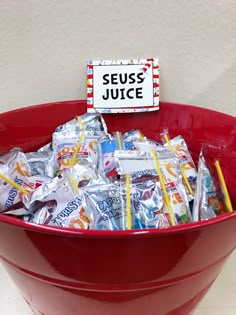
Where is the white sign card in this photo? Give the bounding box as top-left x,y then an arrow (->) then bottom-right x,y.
87,58 -> 159,113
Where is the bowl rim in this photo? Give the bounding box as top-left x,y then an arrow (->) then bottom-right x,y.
1,211 -> 236,238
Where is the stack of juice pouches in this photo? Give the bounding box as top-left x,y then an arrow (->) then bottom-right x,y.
193,143 -> 233,221
0,113 -> 233,230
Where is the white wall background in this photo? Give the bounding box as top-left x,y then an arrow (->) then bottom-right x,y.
0,0 -> 235,115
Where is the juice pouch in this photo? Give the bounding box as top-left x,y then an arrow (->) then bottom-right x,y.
52,130 -> 99,174
0,148 -> 48,211
37,143 -> 55,177
193,143 -> 230,221
2,202 -> 27,217
162,134 -> 197,201
122,129 -> 145,150
55,112 -> 107,136
26,151 -> 54,178
203,143 -> 233,212
0,163 -> 25,212
83,176 -> 167,230
114,150 -> 191,224
206,145 -> 236,209
23,172 -> 89,229
114,150 -> 158,179
98,131 -> 135,177
66,160 -> 108,188
0,148 -> 31,177
158,153 -> 192,224
38,142 -> 52,153
192,151 -> 217,221
133,138 -> 168,153
98,136 -> 119,177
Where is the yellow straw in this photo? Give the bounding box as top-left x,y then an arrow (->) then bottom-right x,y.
71,118 -> 86,166
70,176 -> 79,193
77,117 -> 86,130
164,133 -> 193,195
126,173 -> 132,230
0,173 -> 29,195
215,160 -> 233,212
163,133 -> 175,154
137,130 -> 145,140
116,131 -> 123,150
180,168 -> 193,195
71,130 -> 85,166
151,149 -> 176,226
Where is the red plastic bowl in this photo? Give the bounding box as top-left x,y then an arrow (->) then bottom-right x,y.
0,101 -> 236,315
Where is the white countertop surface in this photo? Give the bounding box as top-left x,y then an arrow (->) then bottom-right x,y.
1,251 -> 236,315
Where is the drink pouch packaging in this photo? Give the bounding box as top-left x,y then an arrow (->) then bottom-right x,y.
66,160 -> 108,188
38,142 -> 53,153
83,176 -> 167,230
122,129 -> 145,150
163,134 -> 197,201
2,148 -> 54,178
193,144 -> 228,221
122,130 -> 163,151
0,165 -> 25,212
202,143 -> 233,212
0,167 -> 48,213
2,202 -> 27,216
115,150 -> 158,179
37,143 -> 55,176
2,173 -> 50,216
0,148 -> 31,177
98,132 -> 134,178
98,136 -> 120,177
192,151 -> 217,221
205,145 -> 236,208
52,131 -> 99,174
114,150 -> 191,224
23,172 -> 89,229
0,149 -> 48,212
123,129 -> 144,142
132,138 -> 168,153
55,112 -> 107,136
25,151 -> 54,178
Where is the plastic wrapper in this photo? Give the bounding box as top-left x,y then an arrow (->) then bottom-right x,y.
193,144 -> 228,221
114,150 -> 191,224
0,148 -> 31,177
26,151 -> 54,178
132,138 -> 168,153
192,152 -> 216,221
37,143 -> 55,177
163,135 -> 197,201
83,176 -> 168,230
0,149 -> 48,212
204,144 -> 236,208
2,202 -> 27,216
55,112 -> 107,136
98,131 -> 142,178
122,129 -> 145,150
114,150 -> 157,179
98,136 -> 120,177
23,173 -> 89,229
193,151 -> 224,221
0,171 -> 48,213
66,160 -> 108,188
52,131 -> 99,174
38,142 -> 53,153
